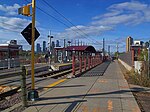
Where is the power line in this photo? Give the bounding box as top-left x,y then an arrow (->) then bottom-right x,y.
35,6 -> 93,42
24,0 -> 99,45
41,0 -> 101,45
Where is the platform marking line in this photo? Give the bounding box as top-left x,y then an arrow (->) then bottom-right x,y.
107,100 -> 113,112
92,107 -> 100,112
44,79 -> 66,90
81,105 -> 88,112
98,79 -> 108,83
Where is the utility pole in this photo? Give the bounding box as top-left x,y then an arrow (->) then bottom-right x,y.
103,38 -> 105,61
63,39 -> 66,62
108,45 -> 110,56
48,30 -> 53,65
116,43 -> 119,59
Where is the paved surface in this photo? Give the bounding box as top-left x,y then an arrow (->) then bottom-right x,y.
23,60 -> 140,112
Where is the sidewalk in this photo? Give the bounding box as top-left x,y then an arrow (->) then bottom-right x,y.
23,61 -> 140,112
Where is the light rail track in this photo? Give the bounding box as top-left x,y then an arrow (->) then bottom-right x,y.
0,67 -> 73,99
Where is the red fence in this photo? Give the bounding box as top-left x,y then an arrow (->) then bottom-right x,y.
72,55 -> 102,76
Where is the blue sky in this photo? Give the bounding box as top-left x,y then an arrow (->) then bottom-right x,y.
0,0 -> 150,52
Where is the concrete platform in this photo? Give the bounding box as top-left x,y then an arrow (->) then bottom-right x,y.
23,61 -> 140,112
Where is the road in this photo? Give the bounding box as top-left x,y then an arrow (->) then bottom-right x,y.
23,60 -> 140,112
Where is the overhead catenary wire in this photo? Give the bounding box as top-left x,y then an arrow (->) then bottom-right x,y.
24,0 -> 100,45
41,0 -> 101,45
35,7 -> 93,42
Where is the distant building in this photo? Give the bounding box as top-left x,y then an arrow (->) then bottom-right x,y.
144,41 -> 149,48
56,40 -> 60,47
43,41 -> 46,52
126,36 -> 133,52
52,41 -> 55,48
36,43 -> 41,53
131,40 -> 143,62
0,40 -> 22,68
133,40 -> 144,46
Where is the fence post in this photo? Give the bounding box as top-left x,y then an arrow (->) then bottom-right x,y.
79,56 -> 82,73
84,57 -> 86,71
88,56 -> 90,69
21,66 -> 27,107
72,55 -> 75,75
91,56 -> 93,68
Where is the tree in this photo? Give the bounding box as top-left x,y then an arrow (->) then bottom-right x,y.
138,48 -> 148,61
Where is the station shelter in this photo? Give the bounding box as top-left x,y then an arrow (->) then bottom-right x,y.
54,45 -> 102,63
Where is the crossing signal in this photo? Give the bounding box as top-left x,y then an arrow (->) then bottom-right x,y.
18,4 -> 31,16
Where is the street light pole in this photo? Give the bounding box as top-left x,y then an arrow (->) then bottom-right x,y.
48,31 -> 53,65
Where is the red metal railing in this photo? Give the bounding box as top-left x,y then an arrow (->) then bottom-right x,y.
72,55 -> 102,76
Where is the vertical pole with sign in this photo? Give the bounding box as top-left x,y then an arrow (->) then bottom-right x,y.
28,0 -> 39,101
19,0 -> 40,101
148,47 -> 150,79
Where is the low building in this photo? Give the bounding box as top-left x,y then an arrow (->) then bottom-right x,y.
0,41 -> 22,69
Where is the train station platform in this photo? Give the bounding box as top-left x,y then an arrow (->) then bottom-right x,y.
23,61 -> 140,112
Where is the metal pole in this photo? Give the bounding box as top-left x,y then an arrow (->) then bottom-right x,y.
148,47 -> 150,78
103,38 -> 105,61
31,0 -> 35,90
116,43 -> 119,59
48,30 -> 51,65
28,0 -> 39,101
72,55 -> 75,75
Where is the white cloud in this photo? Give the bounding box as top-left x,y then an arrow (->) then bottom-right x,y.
0,16 -> 30,31
108,1 -> 147,11
55,1 -> 150,42
92,1 -> 150,26
55,25 -> 113,39
0,3 -> 21,16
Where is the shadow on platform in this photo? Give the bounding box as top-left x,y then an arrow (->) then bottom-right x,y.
38,87 -> 150,100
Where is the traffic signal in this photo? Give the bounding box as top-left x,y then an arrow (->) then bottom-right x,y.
18,4 -> 31,16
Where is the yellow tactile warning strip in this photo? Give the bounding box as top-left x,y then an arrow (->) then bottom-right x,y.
44,79 -> 67,90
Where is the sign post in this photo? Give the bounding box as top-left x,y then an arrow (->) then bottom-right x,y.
20,0 -> 40,101
148,46 -> 150,79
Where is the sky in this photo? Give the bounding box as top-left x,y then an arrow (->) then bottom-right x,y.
0,0 -> 150,52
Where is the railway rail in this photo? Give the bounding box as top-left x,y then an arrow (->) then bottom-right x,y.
0,66 -> 73,100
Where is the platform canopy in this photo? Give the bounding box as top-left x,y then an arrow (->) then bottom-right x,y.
65,46 -> 96,53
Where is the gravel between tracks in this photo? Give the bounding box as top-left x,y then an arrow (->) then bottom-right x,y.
0,92 -> 21,111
